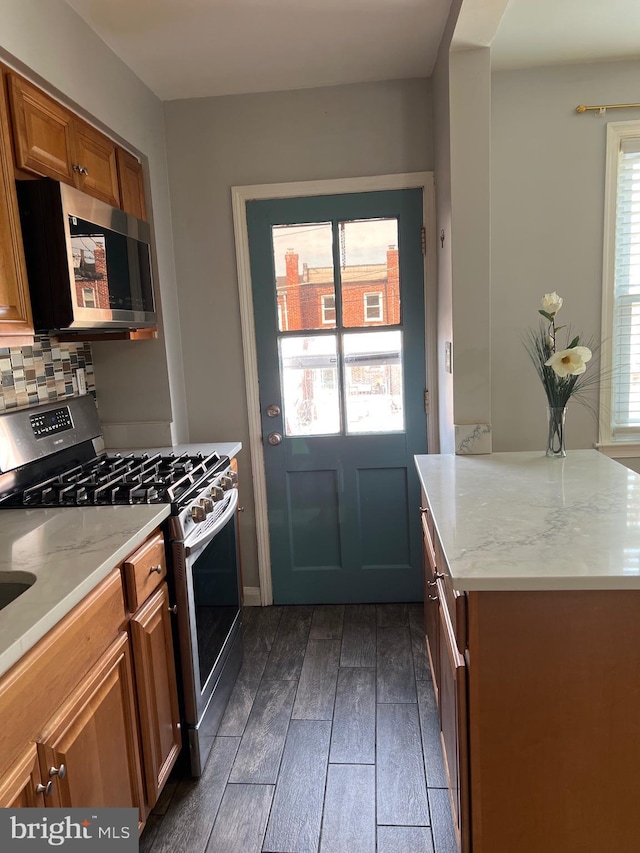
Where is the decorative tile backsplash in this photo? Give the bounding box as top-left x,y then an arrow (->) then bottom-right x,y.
0,336 -> 95,413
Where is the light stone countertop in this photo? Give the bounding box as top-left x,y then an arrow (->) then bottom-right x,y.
0,504 -> 170,679
415,450 -> 640,592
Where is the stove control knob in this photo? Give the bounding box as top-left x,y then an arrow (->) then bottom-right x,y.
200,497 -> 213,514
227,470 -> 238,485
220,475 -> 234,491
210,485 -> 224,502
190,505 -> 206,523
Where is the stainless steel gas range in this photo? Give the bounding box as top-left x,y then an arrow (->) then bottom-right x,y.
0,395 -> 243,777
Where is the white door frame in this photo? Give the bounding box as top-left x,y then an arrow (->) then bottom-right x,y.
231,172 -> 438,606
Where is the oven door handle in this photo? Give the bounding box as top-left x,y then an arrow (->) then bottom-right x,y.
184,488 -> 239,556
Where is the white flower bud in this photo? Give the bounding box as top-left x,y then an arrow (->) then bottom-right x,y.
542,292 -> 563,315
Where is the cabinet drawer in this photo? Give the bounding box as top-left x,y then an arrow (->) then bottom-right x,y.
421,506 -> 467,655
123,531 -> 166,612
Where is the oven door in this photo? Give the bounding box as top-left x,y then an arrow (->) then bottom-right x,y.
173,488 -> 241,727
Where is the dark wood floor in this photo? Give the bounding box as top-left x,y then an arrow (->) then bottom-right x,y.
141,604 -> 457,853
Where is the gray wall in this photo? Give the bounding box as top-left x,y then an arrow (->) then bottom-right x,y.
0,0 -> 187,444
431,0 -> 463,455
164,78 -> 434,586
491,59 -> 640,454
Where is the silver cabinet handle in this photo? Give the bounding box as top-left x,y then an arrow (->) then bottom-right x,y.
149,564 -> 163,574
267,432 -> 283,446
36,781 -> 53,796
434,572 -> 445,580
49,764 -> 66,780
428,594 -> 439,602
168,604 -> 177,615
419,506 -> 429,513
427,579 -> 437,588
238,506 -> 245,512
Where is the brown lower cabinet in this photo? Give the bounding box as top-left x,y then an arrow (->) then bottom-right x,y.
421,499 -> 640,853
130,583 -> 181,807
0,527 -> 181,827
0,744 -> 45,808
37,632 -> 144,814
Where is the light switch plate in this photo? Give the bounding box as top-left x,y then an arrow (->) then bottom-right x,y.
445,341 -> 452,373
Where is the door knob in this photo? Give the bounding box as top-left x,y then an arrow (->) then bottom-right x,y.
266,404 -> 281,418
267,432 -> 283,446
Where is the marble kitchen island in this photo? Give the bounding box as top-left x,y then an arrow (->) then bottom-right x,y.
414,450 -> 640,853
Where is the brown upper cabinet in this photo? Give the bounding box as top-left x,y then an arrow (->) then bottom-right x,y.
0,72 -> 33,345
8,75 -> 120,208
7,73 -> 147,220
117,147 -> 147,220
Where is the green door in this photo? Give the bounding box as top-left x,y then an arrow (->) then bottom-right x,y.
247,189 -> 427,604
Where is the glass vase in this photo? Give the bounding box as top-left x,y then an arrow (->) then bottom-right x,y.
546,406 -> 567,458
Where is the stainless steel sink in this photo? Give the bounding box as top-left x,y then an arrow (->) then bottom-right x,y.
0,572 -> 36,611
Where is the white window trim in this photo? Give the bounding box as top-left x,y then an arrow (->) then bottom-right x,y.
599,120 -> 640,456
364,291 -> 383,322
321,293 -> 335,325
82,286 -> 96,308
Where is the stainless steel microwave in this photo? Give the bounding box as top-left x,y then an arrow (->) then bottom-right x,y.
17,180 -> 156,333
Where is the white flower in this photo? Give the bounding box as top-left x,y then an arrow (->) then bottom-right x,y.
542,292 -> 563,315
545,346 -> 592,377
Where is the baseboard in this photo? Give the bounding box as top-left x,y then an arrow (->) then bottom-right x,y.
243,586 -> 261,606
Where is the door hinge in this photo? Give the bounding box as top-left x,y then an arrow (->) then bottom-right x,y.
424,389 -> 430,414
420,226 -> 426,255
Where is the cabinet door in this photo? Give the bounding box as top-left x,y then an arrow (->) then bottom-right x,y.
37,632 -> 144,814
422,510 -> 440,696
72,121 -> 120,207
130,583 -> 181,808
437,581 -> 470,853
116,148 -> 147,220
7,74 -> 74,183
0,77 -> 34,342
0,744 -> 45,808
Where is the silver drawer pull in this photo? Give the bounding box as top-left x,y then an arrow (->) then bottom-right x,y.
49,764 -> 66,780
419,506 -> 429,513
36,781 -> 53,797
149,564 -> 163,574
434,572 -> 445,580
427,579 -> 437,588
168,604 -> 177,615
428,594 -> 439,602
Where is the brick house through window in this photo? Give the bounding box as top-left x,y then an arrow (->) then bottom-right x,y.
276,245 -> 400,331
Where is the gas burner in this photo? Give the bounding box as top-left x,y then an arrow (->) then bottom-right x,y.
13,450 -> 227,508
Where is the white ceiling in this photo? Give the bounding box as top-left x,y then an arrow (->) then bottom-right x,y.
492,0 -> 640,69
64,0 -> 452,101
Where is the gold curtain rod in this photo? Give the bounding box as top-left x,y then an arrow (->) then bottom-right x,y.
576,103 -> 640,114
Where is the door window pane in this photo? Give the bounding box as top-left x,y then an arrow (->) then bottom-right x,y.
339,219 -> 400,328
343,331 -> 404,434
272,223 -> 335,331
280,336 -> 340,435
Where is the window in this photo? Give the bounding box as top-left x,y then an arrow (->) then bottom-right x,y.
82,286 -> 96,308
364,292 -> 383,322
321,294 -> 336,325
601,122 -> 640,448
